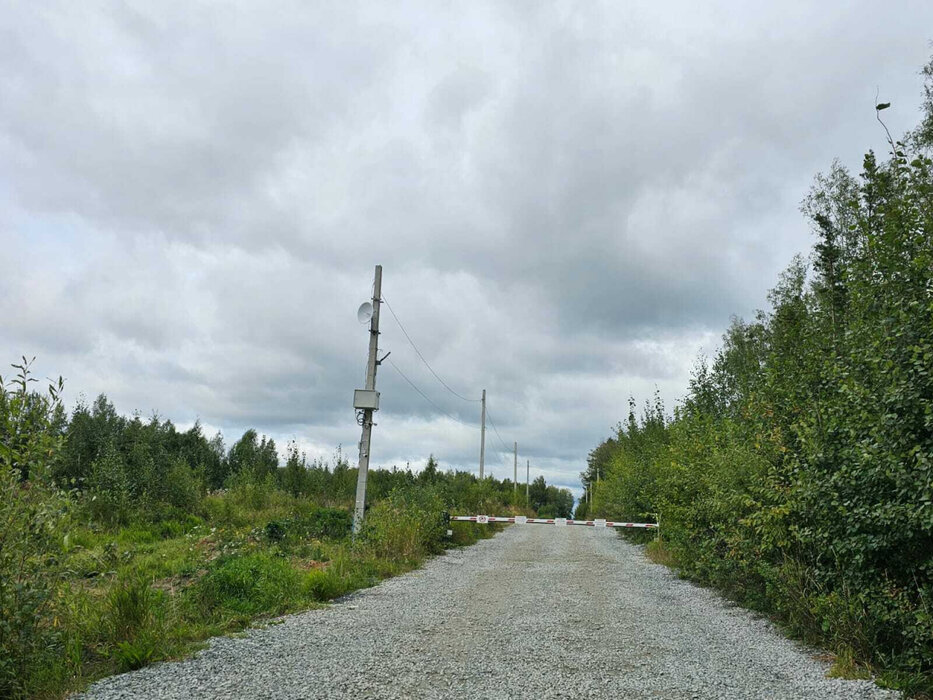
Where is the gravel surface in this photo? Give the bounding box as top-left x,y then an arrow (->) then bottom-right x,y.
76,525 -> 898,699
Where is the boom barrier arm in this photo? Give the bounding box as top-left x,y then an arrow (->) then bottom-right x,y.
450,515 -> 658,529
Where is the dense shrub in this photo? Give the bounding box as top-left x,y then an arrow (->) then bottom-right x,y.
360,487 -> 447,562
264,506 -> 352,544
585,67 -> 933,693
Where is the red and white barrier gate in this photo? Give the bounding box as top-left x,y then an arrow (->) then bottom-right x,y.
451,515 -> 658,529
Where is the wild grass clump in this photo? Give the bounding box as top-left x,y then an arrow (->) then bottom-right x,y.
196,553 -> 303,616
103,576 -> 168,672
643,538 -> 675,567
302,568 -> 352,601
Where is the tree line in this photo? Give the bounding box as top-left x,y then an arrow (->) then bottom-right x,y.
8,388 -> 570,522
579,59 -> 933,694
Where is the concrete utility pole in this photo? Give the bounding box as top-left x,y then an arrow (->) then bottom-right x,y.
513,441 -> 517,491
479,389 -> 486,479
526,459 -> 530,501
352,265 -> 382,535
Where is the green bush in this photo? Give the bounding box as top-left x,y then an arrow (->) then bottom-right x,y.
0,364 -> 69,699
86,444 -> 134,525
161,458 -> 203,511
225,471 -> 281,512
448,519 -> 503,546
360,487 -> 446,562
263,507 -> 352,546
202,491 -> 248,527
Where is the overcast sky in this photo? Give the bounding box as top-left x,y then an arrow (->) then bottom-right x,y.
2,2 -> 932,495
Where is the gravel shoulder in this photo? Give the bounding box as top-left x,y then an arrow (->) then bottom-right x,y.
76,526 -> 898,699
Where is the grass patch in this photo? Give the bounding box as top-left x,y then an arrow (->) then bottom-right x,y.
196,553 -> 303,616
826,647 -> 872,681
644,538 -> 676,567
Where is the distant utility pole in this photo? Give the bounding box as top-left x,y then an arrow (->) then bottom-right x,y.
513,441 -> 517,491
352,265 -> 383,535
526,459 -> 530,501
479,389 -> 486,479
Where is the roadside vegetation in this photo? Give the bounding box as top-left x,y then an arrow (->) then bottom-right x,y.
0,363 -> 572,699
578,59 -> 933,696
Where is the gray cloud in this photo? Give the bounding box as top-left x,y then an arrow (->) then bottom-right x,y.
3,1 -> 933,496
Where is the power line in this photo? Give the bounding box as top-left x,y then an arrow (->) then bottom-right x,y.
386,358 -> 477,430
378,293 -> 514,456
484,404 -> 511,452
381,294 -> 482,403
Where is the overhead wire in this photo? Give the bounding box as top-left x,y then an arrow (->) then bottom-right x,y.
386,358 -> 477,430
484,404 -> 511,452
381,294 -> 482,403
378,292 -> 514,455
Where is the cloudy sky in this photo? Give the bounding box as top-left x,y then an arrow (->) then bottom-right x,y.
3,2 -> 932,495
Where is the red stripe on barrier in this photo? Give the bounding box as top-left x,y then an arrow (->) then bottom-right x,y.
448,516 -> 659,529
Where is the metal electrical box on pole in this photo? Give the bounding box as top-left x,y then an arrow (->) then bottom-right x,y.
353,265 -> 382,535
353,390 -> 380,410
479,389 -> 486,479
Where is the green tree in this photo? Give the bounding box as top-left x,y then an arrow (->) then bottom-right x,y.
282,442 -> 308,497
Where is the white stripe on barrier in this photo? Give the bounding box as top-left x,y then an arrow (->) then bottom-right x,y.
450,515 -> 658,529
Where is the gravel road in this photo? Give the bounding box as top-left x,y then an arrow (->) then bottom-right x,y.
77,525 -> 897,699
